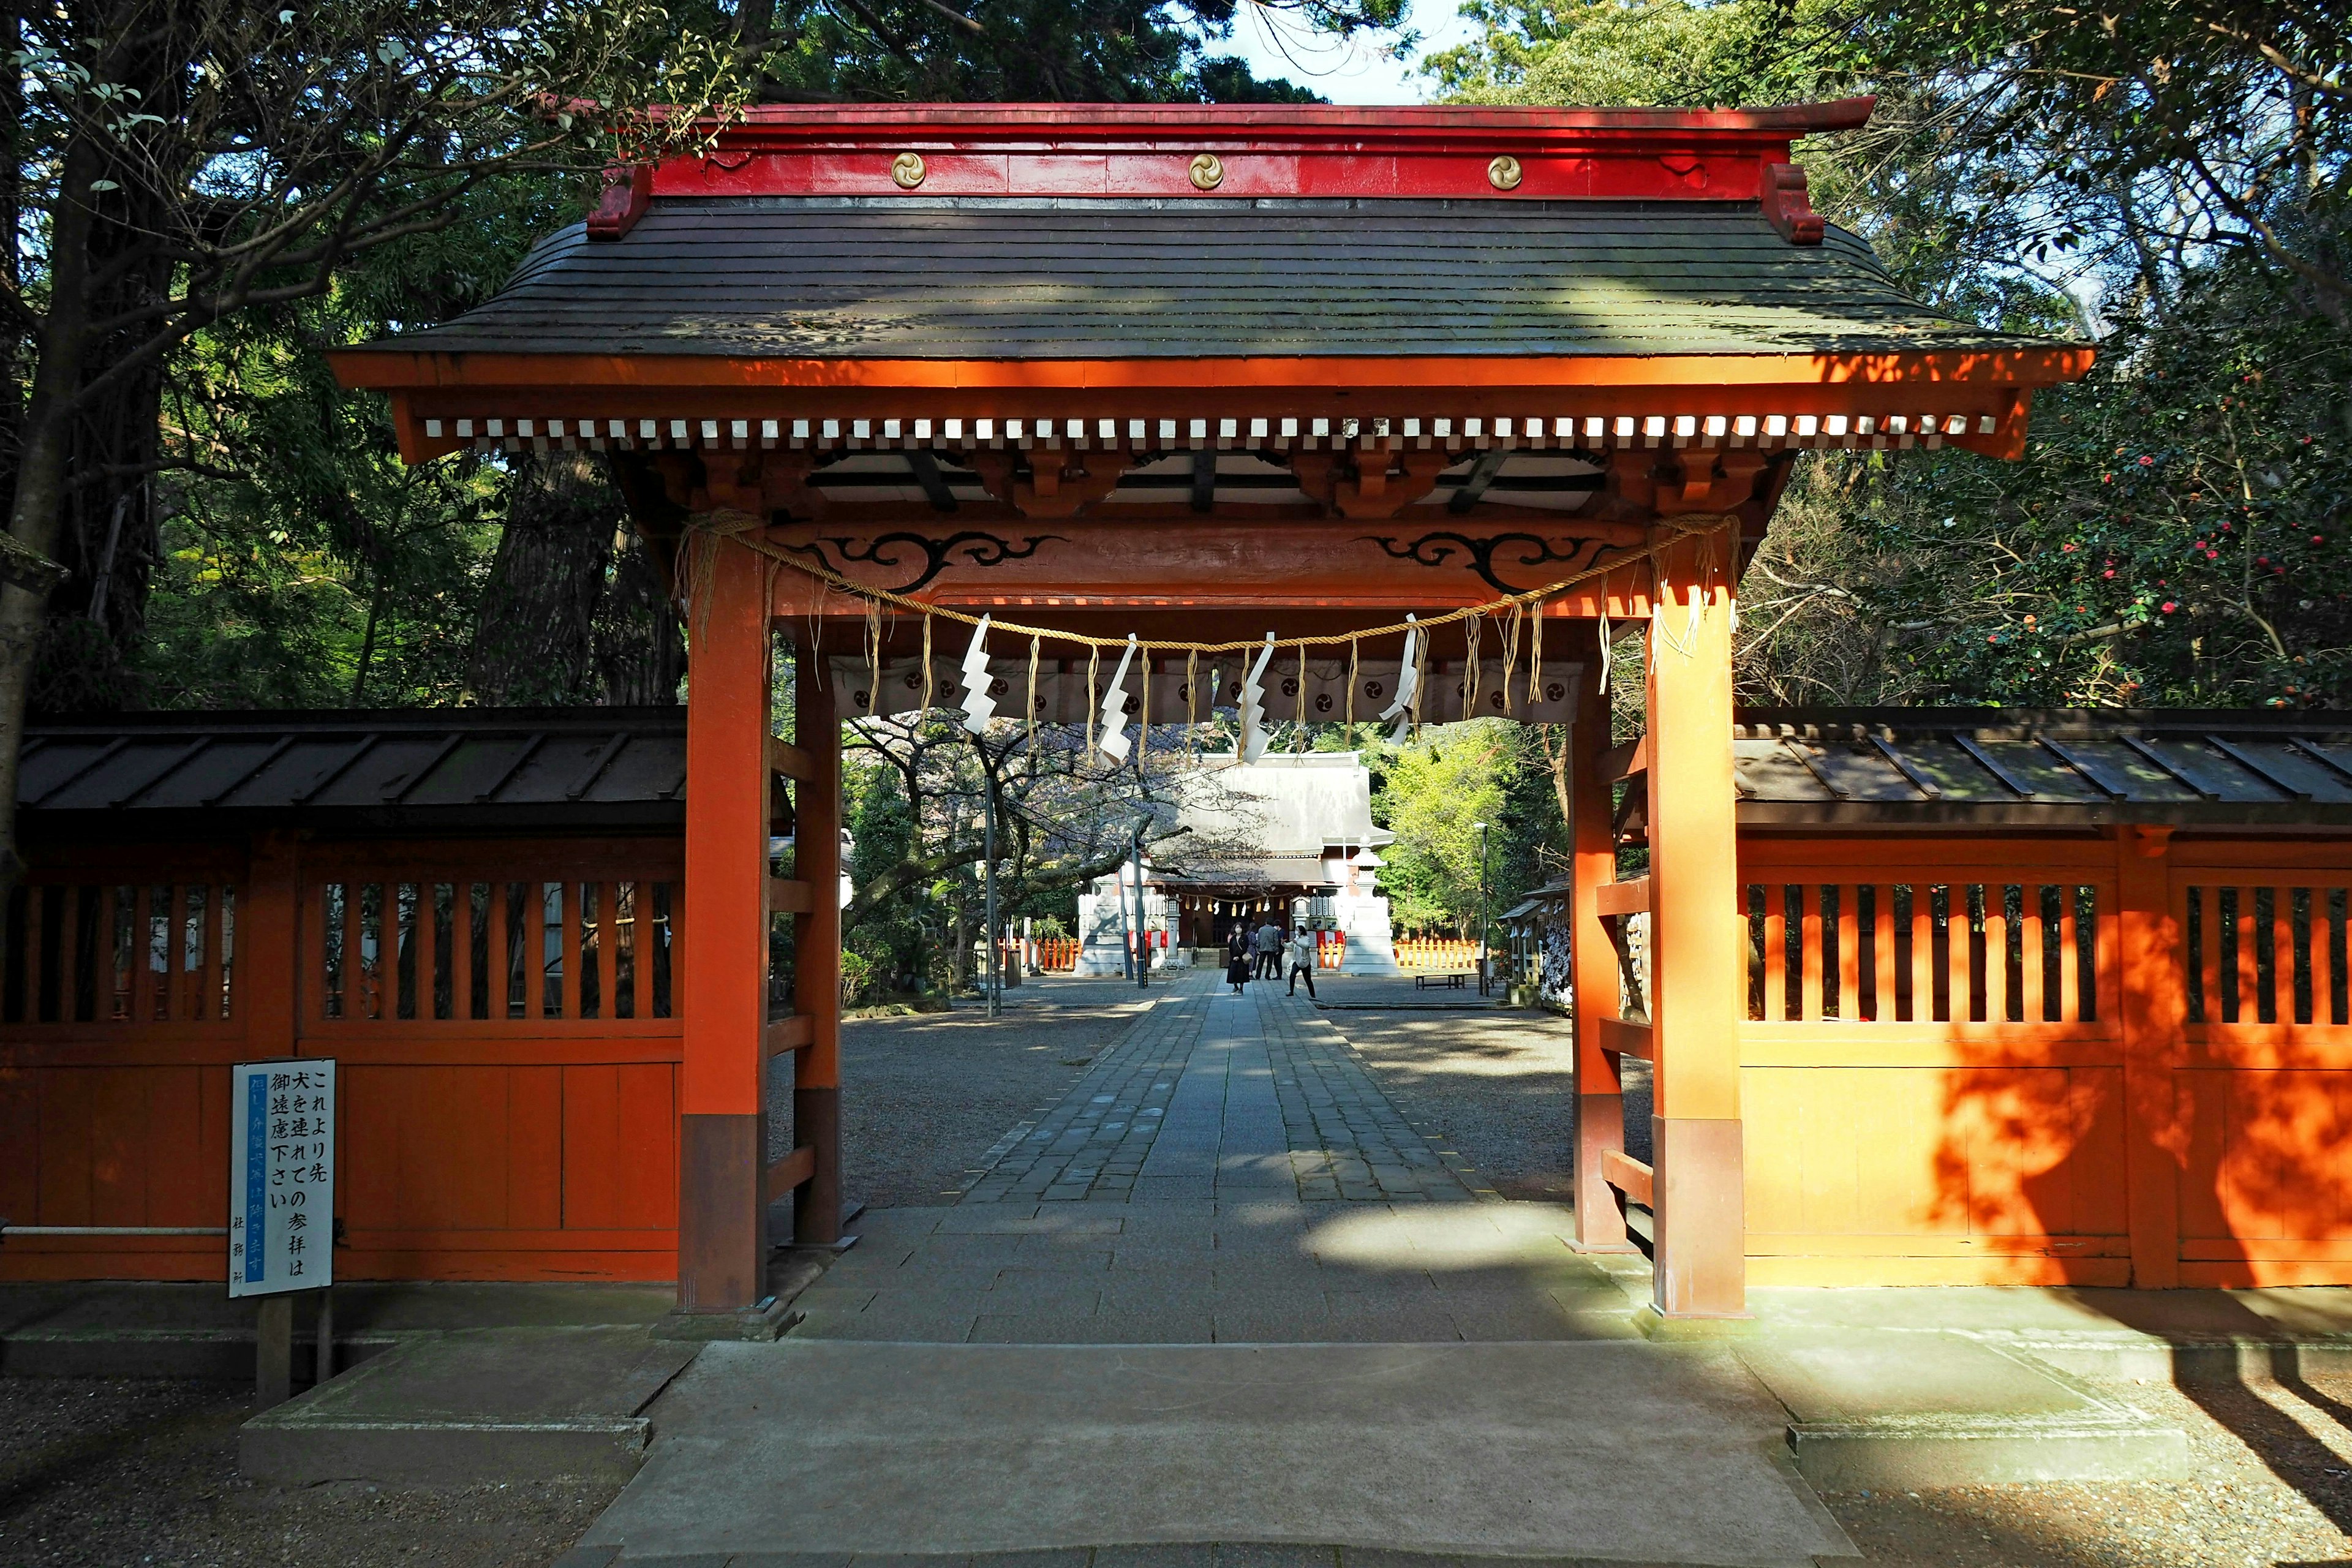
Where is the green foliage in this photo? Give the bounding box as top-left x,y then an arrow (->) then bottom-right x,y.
846,755 -> 927,984
1371,720 -> 1558,935
1438,0 -> 2352,710
723,0 -> 1401,104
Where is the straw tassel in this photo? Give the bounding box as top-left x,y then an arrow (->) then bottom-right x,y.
921,612 -> 935,714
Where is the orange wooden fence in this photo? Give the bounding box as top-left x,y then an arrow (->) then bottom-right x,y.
0,834 -> 685,1283
1029,939 -> 1079,972
1736,832 -> 2352,1287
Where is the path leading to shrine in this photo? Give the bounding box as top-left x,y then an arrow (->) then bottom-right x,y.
575,973 -> 1860,1566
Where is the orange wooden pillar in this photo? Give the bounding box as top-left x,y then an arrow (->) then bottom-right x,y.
791,649 -> 845,1246
677,529 -> 774,1314
2116,824 -> 2183,1287
1570,621 -> 1634,1251
242,831 -> 303,1061
1643,538 -> 1747,1321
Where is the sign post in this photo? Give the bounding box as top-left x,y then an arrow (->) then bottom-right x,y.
230,1059 -> 334,1408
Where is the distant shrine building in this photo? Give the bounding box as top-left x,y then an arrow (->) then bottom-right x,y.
1076,753 -> 1401,974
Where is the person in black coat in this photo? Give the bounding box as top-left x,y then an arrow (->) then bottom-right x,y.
1224,925 -> 1251,994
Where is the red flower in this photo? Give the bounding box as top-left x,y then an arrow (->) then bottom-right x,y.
2103,569 -> 2116,579
2161,601 -> 2177,612
2138,455 -> 2154,466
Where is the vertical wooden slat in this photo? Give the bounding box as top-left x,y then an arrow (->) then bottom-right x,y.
177,885 -> 198,1022
202,884 -> 224,1022
98,884 -> 119,1020
2059,886 -> 2081,1023
2275,888 -> 2297,1027
342,880 -> 366,1021
23,884 -> 47,1024
2094,883 -> 2123,1025
1762,883 -> 1787,1022
487,882 -> 510,1022
127,884 -> 154,1023
2193,884 -> 2218,1024
1910,884 -> 1934,1022
2315,887 -> 2337,1027
168,885 -> 190,1023
413,883 -> 437,1025
1982,886 -> 2009,1024
450,883 -> 472,1023
562,881 -> 583,1020
1872,886 -> 1896,1023
1835,884 -> 1859,1020
1799,885 -> 1823,1021
55,885 -> 81,1025
2235,888 -> 2258,1026
2021,884 -> 2046,1024
1947,884 -> 1973,1023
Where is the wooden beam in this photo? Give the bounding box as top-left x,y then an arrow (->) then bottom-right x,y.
770,877 -> 816,915
1602,1150 -> 1654,1208
1593,876 -> 1649,918
905,448 -> 960,513
1597,1014 -> 1653,1060
1446,447 -> 1512,514
769,736 -> 816,782
1600,735 -> 1648,783
766,1015 -> 815,1056
765,1145 -> 816,1205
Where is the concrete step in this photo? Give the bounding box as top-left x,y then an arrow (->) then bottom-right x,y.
239,1324 -> 698,1485
1738,1332 -> 2191,1487
0,1279 -> 675,1380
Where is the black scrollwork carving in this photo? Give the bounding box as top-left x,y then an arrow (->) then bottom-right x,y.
1361,532 -> 1621,595
782,532 -> 1064,594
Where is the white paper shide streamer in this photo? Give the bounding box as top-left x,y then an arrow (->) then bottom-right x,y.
957,615 -> 996,734
1239,633 -> 1276,763
1096,634 -> 1139,763
1378,613 -> 1420,742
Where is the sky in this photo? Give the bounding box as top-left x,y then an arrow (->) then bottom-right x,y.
1220,0 -> 1479,106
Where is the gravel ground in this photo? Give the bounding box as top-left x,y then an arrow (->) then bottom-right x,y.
1822,1368 -> 2352,1565
0,1376 -> 613,1568
834,974 -> 1155,1210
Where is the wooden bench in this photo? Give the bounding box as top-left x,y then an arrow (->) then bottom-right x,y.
1414,971 -> 1472,990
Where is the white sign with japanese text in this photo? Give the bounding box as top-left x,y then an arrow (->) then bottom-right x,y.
228,1060 -> 334,1297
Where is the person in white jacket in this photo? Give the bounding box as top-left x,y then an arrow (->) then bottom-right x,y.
1286,926 -> 1319,999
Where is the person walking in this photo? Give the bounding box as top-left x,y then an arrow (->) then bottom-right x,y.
1286,925 -> 1319,999
1255,917 -> 1285,979
1224,924 -> 1252,995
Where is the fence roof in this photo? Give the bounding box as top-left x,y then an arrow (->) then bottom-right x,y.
18,708 -> 686,837
1732,708 -> 2352,829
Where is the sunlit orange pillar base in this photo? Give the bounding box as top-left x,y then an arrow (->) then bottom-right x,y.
673,525 -> 776,1325
1643,537 -> 1748,1324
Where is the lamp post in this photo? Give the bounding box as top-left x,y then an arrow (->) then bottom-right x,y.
1474,819 -> 1491,996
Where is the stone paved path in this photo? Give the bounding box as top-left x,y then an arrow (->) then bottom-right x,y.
787,972 -> 1642,1346
957,970 -> 1498,1205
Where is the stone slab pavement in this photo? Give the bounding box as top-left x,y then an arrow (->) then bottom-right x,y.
787,1199 -> 1643,1345
576,1340 -> 1858,1567
957,970 -> 1498,1205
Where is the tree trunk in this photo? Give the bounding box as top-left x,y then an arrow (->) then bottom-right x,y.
470,451 -> 685,706
0,137 -> 104,900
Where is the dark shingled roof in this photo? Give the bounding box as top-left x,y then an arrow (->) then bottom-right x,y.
1731,709 -> 2352,829
20,709 -> 685,835
359,197 -> 2046,361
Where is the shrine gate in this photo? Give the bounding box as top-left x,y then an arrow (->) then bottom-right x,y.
330,100 -> 2089,1326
